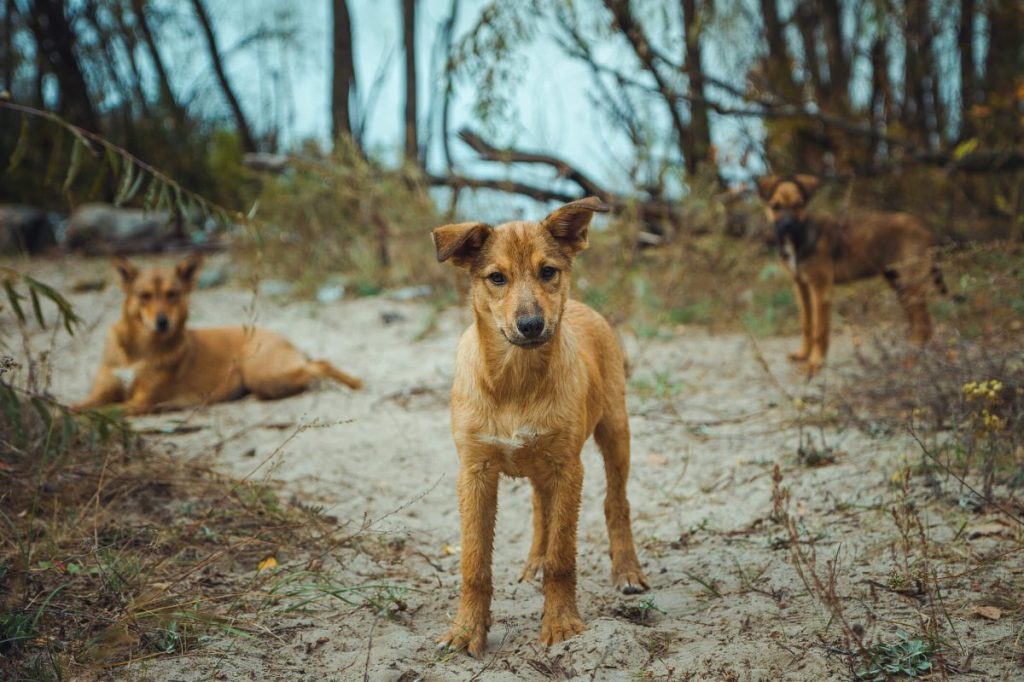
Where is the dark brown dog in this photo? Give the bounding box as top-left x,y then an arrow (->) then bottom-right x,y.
432,197 -> 648,656
756,174 -> 946,374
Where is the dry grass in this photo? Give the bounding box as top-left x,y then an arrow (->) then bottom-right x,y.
0,319 -> 405,680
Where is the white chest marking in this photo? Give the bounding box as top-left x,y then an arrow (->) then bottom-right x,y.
477,427 -> 541,454
781,237 -> 798,274
113,366 -> 136,390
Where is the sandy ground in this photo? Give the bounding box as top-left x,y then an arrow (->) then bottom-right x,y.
12,255 -> 1021,681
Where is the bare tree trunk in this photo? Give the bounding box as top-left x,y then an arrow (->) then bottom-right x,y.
2,0 -> 13,93
190,0 -> 257,152
958,0 -> 975,136
26,0 -> 99,131
759,0 -> 799,101
130,0 -> 183,127
439,0 -> 460,172
111,2 -> 152,119
819,0 -> 848,109
605,0 -> 691,168
681,0 -> 711,176
401,0 -> 420,166
331,0 -> 357,148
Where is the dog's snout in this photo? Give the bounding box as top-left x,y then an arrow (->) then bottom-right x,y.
516,315 -> 545,339
155,314 -> 169,333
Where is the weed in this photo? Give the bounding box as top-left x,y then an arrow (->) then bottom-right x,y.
613,595 -> 666,625
855,631 -> 937,681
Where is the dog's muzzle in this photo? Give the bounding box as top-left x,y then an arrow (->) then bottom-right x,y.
505,315 -> 552,348
155,314 -> 169,333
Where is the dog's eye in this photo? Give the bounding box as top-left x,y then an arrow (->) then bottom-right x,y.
487,272 -> 507,285
166,291 -> 179,301
138,292 -> 152,302
539,266 -> 558,281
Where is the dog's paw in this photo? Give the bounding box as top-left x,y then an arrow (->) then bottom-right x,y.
519,557 -> 543,583
613,566 -> 650,595
800,360 -> 823,378
787,350 -> 810,362
437,621 -> 488,658
539,613 -> 585,647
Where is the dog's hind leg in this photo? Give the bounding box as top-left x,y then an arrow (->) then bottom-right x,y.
247,358 -> 362,399
519,483 -> 550,583
594,413 -> 649,595
886,266 -> 933,345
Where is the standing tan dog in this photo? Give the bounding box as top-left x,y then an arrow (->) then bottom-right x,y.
75,254 -> 362,414
756,174 -> 946,374
433,197 -> 649,657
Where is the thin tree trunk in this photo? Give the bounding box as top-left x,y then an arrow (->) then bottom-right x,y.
759,0 -> 799,101
681,0 -> 711,176
190,0 -> 257,152
26,0 -> 99,131
605,0 -> 691,169
958,0 -> 975,136
2,0 -> 13,93
130,0 -> 183,126
401,0 -> 419,165
111,2 -> 151,119
439,0 -> 459,172
819,0 -> 848,109
330,0 -> 357,148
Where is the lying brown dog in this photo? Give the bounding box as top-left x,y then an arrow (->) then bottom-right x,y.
433,197 -> 649,656
756,174 -> 946,374
75,255 -> 362,414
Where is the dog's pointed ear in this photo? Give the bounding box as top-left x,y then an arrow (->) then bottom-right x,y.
112,256 -> 138,289
541,196 -> 609,254
755,175 -> 779,201
175,253 -> 203,289
793,174 -> 821,199
432,222 -> 492,267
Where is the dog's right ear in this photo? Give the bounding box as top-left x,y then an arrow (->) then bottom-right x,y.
755,175 -> 779,202
431,222 -> 492,267
112,256 -> 138,289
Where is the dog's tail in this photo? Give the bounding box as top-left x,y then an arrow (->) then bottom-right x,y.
311,359 -> 364,390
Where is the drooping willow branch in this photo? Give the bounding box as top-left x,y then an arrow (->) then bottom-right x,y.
0,99 -> 255,231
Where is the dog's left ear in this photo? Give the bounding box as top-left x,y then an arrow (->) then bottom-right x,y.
175,253 -> 203,289
542,196 -> 609,255
432,222 -> 493,267
755,175 -> 779,201
792,174 -> 821,199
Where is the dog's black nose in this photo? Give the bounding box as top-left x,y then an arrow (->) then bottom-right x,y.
516,315 -> 545,339
155,314 -> 169,333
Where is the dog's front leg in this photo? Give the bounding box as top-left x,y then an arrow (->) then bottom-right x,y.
539,459 -> 585,646
440,457 -> 499,657
789,280 -> 812,362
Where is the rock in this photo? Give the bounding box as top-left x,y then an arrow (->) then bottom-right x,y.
63,203 -> 171,253
197,265 -> 229,290
257,279 -> 292,297
387,285 -> 432,301
0,205 -> 57,254
316,283 -> 346,304
242,152 -> 289,174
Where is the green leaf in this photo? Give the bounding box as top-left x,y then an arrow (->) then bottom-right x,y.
63,137 -> 85,191
3,279 -> 25,323
953,138 -> 979,160
29,285 -> 44,327
122,167 -> 147,205
6,117 -> 29,173
114,161 -> 136,207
